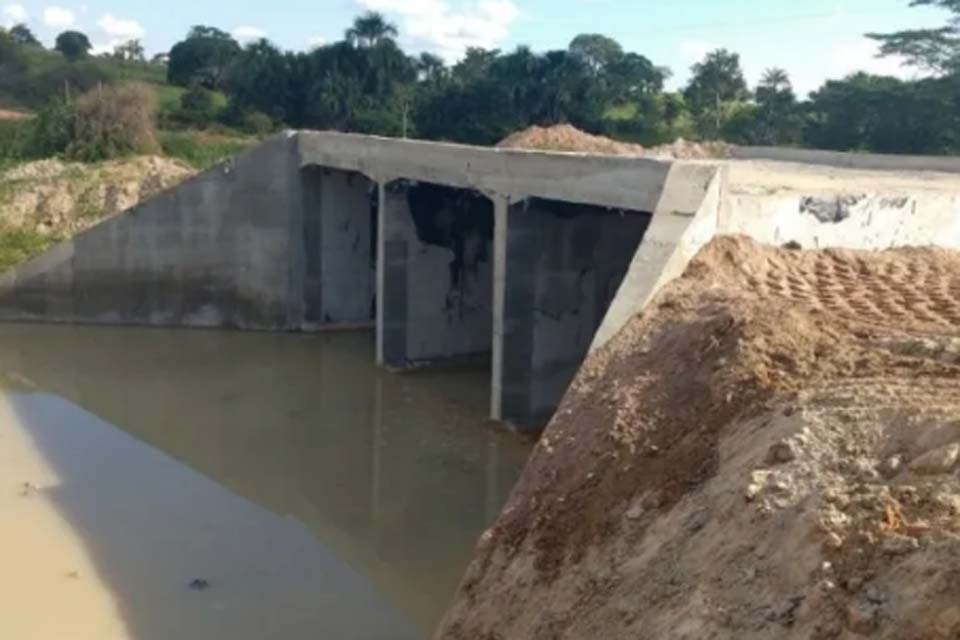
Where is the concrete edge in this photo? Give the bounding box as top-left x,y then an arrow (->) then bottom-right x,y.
732,145 -> 960,175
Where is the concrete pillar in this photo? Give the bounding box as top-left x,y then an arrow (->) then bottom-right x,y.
377,181 -> 406,367
490,195 -> 509,421
492,198 -> 651,430
376,179 -> 494,369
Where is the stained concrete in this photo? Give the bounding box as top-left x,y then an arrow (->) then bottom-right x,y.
301,167 -> 376,327
378,180 -> 494,367
495,198 -> 651,427
0,133 -> 304,329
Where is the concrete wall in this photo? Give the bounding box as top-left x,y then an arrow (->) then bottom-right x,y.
732,146 -> 960,174
591,164 -> 720,351
495,198 -> 651,427
716,163 -> 960,249
301,167 -> 376,327
378,181 -> 494,367
0,133 -> 304,329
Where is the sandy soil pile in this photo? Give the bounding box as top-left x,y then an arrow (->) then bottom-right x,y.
0,108 -> 30,121
0,156 -> 194,236
497,124 -> 730,159
438,235 -> 960,640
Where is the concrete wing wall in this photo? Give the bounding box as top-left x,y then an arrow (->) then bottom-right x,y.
591,163 -> 720,351
0,133 -> 305,329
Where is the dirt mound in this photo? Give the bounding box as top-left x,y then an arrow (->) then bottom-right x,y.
0,156 -> 195,236
497,124 -> 647,156
437,236 -> 960,640
496,124 -> 730,159
0,109 -> 30,121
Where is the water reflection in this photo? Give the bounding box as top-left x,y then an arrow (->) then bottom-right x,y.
0,325 -> 531,638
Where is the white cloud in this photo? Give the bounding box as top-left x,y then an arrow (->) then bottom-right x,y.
2,3 -> 27,26
232,25 -> 268,43
355,0 -> 521,62
42,6 -> 75,28
307,35 -> 328,49
96,13 -> 144,40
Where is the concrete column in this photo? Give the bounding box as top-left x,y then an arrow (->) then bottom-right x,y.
377,181 -> 406,367
490,195 -> 509,421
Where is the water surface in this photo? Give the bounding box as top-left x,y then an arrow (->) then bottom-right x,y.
0,325 -> 531,640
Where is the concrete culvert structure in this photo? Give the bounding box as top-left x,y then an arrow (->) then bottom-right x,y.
0,131 -> 960,435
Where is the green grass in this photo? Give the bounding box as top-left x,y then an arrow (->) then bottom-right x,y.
158,130 -> 256,170
0,229 -> 59,272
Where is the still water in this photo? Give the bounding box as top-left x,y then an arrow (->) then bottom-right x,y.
0,324 -> 532,640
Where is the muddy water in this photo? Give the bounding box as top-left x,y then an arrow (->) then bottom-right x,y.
0,325 -> 532,640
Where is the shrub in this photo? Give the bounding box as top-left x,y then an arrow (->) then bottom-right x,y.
29,99 -> 72,157
238,110 -> 274,135
67,82 -> 159,161
174,84 -> 219,127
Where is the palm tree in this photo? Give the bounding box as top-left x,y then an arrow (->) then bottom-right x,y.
760,68 -> 791,94
345,11 -> 398,48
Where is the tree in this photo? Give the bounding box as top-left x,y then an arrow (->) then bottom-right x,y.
684,49 -> 749,138
9,24 -> 40,47
345,11 -> 398,48
55,30 -> 92,62
752,68 -> 802,145
167,26 -> 240,88
226,39 -> 291,121
868,0 -> 960,73
804,72 -> 957,154
569,34 -> 623,74
113,39 -> 146,62
417,52 -> 447,83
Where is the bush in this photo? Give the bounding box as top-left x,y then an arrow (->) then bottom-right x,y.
67,82 -> 159,161
238,110 -> 274,135
174,84 -> 220,127
28,98 -> 72,157
0,120 -> 32,164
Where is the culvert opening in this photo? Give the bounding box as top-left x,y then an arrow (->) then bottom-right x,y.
300,166 -> 378,327
499,197 -> 653,429
380,179 -> 494,368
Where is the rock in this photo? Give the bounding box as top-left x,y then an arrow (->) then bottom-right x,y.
746,470 -> 772,501
880,455 -> 903,478
847,600 -> 879,635
881,534 -> 920,556
909,443 -> 960,476
766,440 -> 798,465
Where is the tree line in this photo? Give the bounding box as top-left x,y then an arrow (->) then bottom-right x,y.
3,0 -> 960,154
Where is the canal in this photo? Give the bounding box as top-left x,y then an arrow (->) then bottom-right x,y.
0,325 -> 532,640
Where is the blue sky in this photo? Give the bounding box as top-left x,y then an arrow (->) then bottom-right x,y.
1,0 -> 949,96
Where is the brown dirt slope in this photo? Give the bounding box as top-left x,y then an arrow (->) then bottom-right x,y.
437,235 -> 960,640
0,156 -> 194,237
497,124 -> 730,159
